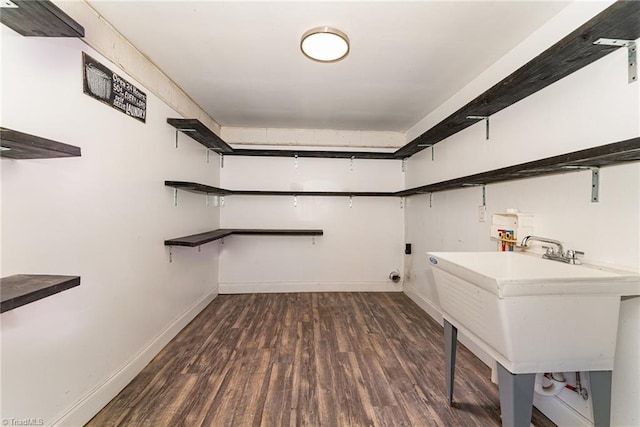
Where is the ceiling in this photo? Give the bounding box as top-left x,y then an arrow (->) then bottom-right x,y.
88,1 -> 570,133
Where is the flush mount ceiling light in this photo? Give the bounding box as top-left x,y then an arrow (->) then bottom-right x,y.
300,27 -> 350,63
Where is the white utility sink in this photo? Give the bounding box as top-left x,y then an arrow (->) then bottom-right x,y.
427,251 -> 640,374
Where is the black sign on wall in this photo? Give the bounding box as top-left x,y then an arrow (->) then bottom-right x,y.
82,52 -> 147,123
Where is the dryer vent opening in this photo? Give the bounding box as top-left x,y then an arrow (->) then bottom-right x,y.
389,271 -> 401,283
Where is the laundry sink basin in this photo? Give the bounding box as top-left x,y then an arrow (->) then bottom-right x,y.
427,251 -> 640,373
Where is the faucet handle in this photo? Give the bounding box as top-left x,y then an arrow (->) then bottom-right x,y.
566,249 -> 584,264
542,245 -> 556,255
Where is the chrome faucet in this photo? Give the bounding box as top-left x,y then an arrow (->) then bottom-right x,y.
520,235 -> 584,265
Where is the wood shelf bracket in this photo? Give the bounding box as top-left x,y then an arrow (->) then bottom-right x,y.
593,38 -> 637,83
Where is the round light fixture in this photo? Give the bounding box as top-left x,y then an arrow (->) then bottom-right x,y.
300,27 -> 349,63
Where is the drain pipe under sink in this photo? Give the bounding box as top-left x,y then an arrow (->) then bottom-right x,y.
534,372 -> 566,396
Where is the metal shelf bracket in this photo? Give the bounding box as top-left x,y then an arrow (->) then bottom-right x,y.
461,183 -> 486,205
593,38 -> 637,83
174,127 -> 196,148
206,148 -> 220,163
417,144 -> 435,161
563,166 -> 600,202
466,116 -> 490,140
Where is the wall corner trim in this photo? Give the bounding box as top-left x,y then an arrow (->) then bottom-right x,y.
219,281 -> 402,294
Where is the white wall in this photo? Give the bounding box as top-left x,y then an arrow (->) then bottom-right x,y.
2,1 -> 638,426
222,126 -> 405,148
52,0 -> 222,136
0,28 -> 220,425
403,7 -> 640,426
218,155 -> 405,293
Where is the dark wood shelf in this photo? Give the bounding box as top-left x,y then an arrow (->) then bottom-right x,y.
166,181 -> 395,197
1,274 -> 80,313
228,148 -> 398,160
0,0 -> 84,37
167,118 -> 399,159
167,137 -> 640,199
1,127 -> 81,159
229,229 -> 324,236
165,229 -> 323,247
397,137 -> 640,197
165,181 -> 230,195
395,1 -> 640,158
167,118 -> 233,153
231,190 -> 397,197
165,230 -> 233,247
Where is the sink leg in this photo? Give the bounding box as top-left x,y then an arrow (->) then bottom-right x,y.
497,363 -> 535,427
444,319 -> 457,406
589,370 -> 612,427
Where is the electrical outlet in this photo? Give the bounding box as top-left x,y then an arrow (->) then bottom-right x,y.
478,205 -> 487,222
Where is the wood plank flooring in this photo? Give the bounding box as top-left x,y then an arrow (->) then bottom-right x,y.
87,293 -> 556,426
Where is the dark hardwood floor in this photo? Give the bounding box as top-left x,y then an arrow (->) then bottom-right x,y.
87,292 -> 555,426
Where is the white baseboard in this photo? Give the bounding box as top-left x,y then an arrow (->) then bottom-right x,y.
403,285 -> 443,322
533,394 -> 592,427
50,289 -> 218,426
219,281 -> 403,294
403,285 -> 589,427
